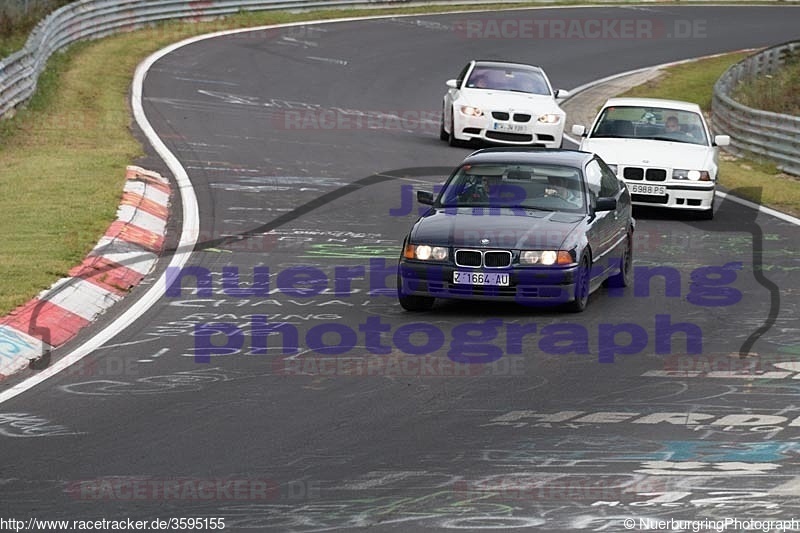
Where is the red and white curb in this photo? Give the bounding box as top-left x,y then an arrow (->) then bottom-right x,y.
0,166 -> 171,380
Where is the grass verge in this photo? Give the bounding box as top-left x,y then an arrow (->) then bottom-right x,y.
732,52 -> 800,115
620,51 -> 800,218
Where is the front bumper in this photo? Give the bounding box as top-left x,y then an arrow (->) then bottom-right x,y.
623,179 -> 715,211
398,260 -> 579,306
455,113 -> 563,148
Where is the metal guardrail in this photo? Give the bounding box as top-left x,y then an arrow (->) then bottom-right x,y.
0,0 -> 399,119
712,41 -> 800,176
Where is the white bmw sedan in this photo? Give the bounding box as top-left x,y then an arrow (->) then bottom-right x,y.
572,97 -> 731,219
441,60 -> 569,149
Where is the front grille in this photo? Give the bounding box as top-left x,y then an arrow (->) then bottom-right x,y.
536,134 -> 554,142
623,167 -> 644,180
518,286 -> 563,298
486,131 -> 534,142
454,249 -> 512,268
491,111 -> 510,120
484,251 -> 512,268
513,113 -> 531,122
444,284 -> 518,297
631,194 -> 669,204
455,250 -> 482,267
646,168 -> 667,181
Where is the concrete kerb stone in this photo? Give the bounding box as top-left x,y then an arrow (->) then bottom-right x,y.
0,166 -> 171,380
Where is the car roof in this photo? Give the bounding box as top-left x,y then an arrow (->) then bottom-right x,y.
462,148 -> 595,167
473,60 -> 544,72
603,97 -> 702,113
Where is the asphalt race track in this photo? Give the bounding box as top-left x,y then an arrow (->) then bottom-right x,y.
3,6 -> 800,532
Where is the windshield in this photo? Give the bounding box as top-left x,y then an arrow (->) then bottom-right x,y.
438,163 -> 585,212
590,106 -> 709,145
464,66 -> 550,95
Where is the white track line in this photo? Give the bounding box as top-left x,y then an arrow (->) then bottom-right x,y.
1,11 -> 797,405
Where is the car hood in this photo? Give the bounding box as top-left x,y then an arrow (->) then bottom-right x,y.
410,208 -> 583,250
459,89 -> 564,114
580,138 -> 714,169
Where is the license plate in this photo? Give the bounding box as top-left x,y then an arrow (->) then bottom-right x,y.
453,271 -> 510,286
492,122 -> 527,133
629,183 -> 666,196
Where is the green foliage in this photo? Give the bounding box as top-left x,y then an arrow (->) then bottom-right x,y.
732,50 -> 800,115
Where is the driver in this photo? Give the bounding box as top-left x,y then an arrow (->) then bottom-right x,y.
545,175 -> 582,207
665,115 -> 681,133
460,176 -> 492,202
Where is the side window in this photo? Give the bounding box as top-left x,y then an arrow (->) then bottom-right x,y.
597,159 -> 621,197
584,161 -> 602,197
455,63 -> 471,88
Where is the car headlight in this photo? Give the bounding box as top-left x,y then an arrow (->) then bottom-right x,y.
404,244 -> 448,261
519,250 -> 573,265
537,114 -> 562,124
672,169 -> 712,181
460,106 -> 483,117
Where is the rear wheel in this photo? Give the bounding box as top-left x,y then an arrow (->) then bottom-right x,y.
397,273 -> 435,311
604,233 -> 632,288
568,255 -> 591,313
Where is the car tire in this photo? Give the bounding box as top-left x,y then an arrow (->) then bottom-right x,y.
448,111 -> 462,147
440,108 -> 449,141
698,192 -> 715,220
567,254 -> 591,313
604,233 -> 632,288
397,273 -> 435,311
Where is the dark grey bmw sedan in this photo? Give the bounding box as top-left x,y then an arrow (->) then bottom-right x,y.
397,148 -> 634,312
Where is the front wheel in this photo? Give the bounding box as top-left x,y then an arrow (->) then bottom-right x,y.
699,207 -> 714,220
698,192 -> 715,220
448,111 -> 462,147
397,273 -> 435,311
604,233 -> 632,288
567,255 -> 591,313
439,108 -> 449,141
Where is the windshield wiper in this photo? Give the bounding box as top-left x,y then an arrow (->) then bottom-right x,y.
505,205 -> 555,212
645,136 -> 697,144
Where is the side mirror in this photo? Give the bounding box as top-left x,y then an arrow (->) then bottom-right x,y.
713,134 -> 730,147
595,197 -> 617,212
555,89 -> 570,99
571,124 -> 586,136
417,191 -> 434,205
446,79 -> 458,89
